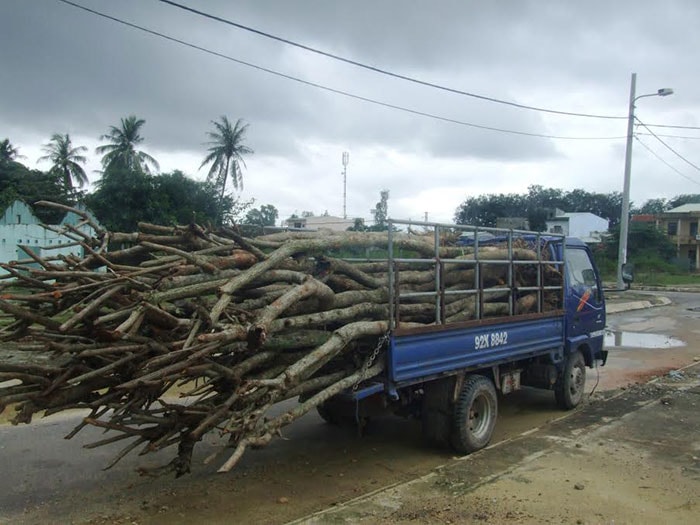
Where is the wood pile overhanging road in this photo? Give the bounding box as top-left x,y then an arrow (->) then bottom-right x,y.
0,202 -> 562,476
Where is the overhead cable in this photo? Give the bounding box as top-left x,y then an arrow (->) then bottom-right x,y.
636,118 -> 700,173
156,0 -> 627,120
640,123 -> 700,131
634,136 -> 700,186
54,0 -> 626,141
637,132 -> 700,140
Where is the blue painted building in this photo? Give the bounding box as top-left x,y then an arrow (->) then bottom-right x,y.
0,200 -> 101,275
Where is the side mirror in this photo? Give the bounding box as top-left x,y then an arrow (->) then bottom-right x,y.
622,263 -> 634,288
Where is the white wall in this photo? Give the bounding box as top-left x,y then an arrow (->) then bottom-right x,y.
545,212 -> 609,241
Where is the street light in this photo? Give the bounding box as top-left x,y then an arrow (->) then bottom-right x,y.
616,73 -> 673,290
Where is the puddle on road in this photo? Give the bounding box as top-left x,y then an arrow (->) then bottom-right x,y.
604,330 -> 686,349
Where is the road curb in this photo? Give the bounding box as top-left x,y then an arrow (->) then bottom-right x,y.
606,296 -> 671,314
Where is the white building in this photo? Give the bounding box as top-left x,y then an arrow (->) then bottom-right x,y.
545,210 -> 608,243
0,200 -> 101,275
284,214 -> 355,232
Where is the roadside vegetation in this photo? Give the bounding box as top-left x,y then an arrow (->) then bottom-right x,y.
454,186 -> 700,282
2,126 -> 700,285
0,116 -> 276,231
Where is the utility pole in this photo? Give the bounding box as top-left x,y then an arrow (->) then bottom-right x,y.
342,152 -> 349,219
617,73 -> 637,291
616,74 -> 673,290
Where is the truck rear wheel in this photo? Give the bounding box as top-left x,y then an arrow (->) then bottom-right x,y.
450,375 -> 498,454
554,350 -> 586,409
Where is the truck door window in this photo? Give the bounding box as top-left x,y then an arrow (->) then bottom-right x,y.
566,249 -> 600,301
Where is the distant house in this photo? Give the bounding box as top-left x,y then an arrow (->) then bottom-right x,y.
284,214 -> 354,232
545,210 -> 608,243
630,214 -> 657,224
656,203 -> 700,270
0,200 -> 101,275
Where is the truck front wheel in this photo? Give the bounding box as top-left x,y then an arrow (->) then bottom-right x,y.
450,375 -> 498,454
554,350 -> 586,409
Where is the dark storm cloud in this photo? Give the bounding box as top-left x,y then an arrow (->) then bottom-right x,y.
0,0 -> 565,161
1,0 -> 698,183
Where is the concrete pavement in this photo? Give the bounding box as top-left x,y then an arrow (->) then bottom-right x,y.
293,362 -> 700,524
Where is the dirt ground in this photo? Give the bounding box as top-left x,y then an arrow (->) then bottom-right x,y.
303,370 -> 700,524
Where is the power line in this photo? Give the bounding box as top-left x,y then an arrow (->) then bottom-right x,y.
634,136 -> 700,186
639,123 -> 700,131
635,118 -> 700,173
54,0 -> 626,141
637,132 -> 700,140
156,0 -> 627,121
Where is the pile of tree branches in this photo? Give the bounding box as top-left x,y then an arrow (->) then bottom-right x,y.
0,203 -> 561,476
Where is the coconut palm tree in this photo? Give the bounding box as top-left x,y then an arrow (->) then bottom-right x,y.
96,115 -> 159,175
38,133 -> 89,190
0,138 -> 25,165
200,116 -> 253,199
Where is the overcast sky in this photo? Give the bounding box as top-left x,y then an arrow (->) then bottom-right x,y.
2,0 -> 699,225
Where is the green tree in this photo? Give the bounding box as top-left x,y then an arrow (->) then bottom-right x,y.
667,194 -> 700,209
454,192 -> 525,227
0,138 -> 25,166
369,189 -> 390,231
86,168 -> 156,231
95,115 -> 159,175
634,198 -> 668,214
525,185 -> 566,231
0,160 -> 73,223
200,116 -> 253,212
595,222 -> 676,275
454,186 -> 623,229
153,170 -> 228,225
86,169 -> 227,231
38,133 -> 89,190
346,218 -> 367,231
245,204 -> 278,226
562,189 -> 622,228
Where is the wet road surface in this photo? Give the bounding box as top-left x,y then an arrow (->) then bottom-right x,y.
1,291 -> 699,524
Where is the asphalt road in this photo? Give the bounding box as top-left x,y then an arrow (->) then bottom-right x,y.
1,290 -> 698,524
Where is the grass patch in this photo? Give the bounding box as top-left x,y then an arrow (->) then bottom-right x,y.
635,272 -> 700,286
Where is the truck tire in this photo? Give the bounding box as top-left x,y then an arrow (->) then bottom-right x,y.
554,350 -> 586,409
450,375 -> 498,454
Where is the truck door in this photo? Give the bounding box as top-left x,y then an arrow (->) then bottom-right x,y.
565,247 -> 605,340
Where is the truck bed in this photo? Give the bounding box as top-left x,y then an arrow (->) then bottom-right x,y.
388,311 -> 565,385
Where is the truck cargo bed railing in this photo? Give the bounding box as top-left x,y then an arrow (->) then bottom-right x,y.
387,220 -> 565,330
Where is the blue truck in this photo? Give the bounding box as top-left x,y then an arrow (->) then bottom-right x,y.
318,219 -> 607,454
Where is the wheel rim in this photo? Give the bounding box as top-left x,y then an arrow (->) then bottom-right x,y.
569,363 -> 585,398
468,393 -> 493,440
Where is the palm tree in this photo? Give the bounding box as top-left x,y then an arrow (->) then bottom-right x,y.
96,115 -> 159,175
200,117 -> 253,200
38,133 -> 89,190
0,138 -> 25,165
